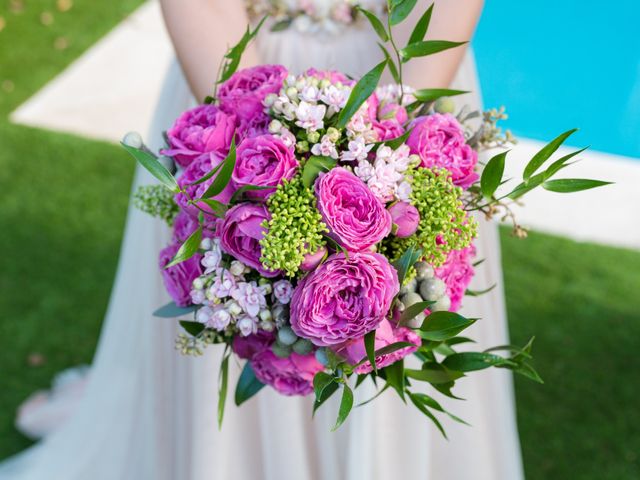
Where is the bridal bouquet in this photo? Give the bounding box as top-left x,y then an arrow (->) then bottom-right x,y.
124,2 -> 607,432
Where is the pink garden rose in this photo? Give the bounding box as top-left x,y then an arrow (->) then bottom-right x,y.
175,153 -> 235,218
233,134 -> 299,200
237,113 -> 271,141
337,319 -> 420,374
304,68 -> 355,86
367,93 -> 407,141
219,203 -> 280,277
162,105 -> 236,168
218,65 -> 288,121
251,350 -> 324,396
172,211 -> 218,242
388,201 -> 420,238
233,331 -> 274,360
290,252 -> 399,347
434,244 -> 476,312
315,167 -> 392,252
158,244 -> 203,307
406,113 -> 479,189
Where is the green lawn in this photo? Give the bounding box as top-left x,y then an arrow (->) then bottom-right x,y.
1,1 -> 639,478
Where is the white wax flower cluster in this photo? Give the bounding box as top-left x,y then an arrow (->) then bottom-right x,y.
190,239 -> 294,336
354,144 -> 418,203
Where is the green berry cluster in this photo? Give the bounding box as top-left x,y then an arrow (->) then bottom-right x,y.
259,175 -> 328,277
392,167 -> 477,267
133,184 -> 179,226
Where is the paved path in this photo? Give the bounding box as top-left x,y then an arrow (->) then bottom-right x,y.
9,1 -> 640,250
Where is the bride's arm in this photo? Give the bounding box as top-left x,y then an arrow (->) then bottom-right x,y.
395,0 -> 484,88
159,0 -> 260,101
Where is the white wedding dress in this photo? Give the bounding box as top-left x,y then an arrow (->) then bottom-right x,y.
0,6 -> 524,480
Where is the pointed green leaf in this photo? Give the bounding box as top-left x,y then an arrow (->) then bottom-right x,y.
336,60 -> 386,129
411,392 -> 469,425
420,311 -> 476,341
188,159 -> 224,186
357,6 -> 388,41
353,341 -> 415,368
408,3 -> 434,45
313,371 -> 335,401
542,178 -> 612,193
543,146 -> 588,180
154,302 -> 198,318
384,128 -> 413,150
390,0 -> 418,25
331,384 -> 354,431
201,138 -> 236,198
481,150 -> 508,198
197,198 -> 228,218
179,320 -> 205,337
523,128 -> 578,180
270,18 -> 292,32
364,329 -> 377,373
413,88 -> 468,103
229,184 -> 271,204
165,226 -> 202,268
400,40 -> 467,62
399,300 -> 433,324
235,362 -> 265,406
121,143 -> 179,192
218,16 -> 267,84
393,243 -> 423,287
301,155 -> 337,188
313,380 -> 339,416
217,348 -> 230,428
405,365 -> 464,384
442,352 -> 514,372
408,392 -> 447,438
465,284 -> 497,297
378,43 -> 400,84
383,359 -> 406,401
356,383 -> 390,407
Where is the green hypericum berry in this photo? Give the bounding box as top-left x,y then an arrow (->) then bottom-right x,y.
133,184 -> 179,225
260,175 -> 328,276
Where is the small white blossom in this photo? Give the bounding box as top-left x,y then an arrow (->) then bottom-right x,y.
311,136 -> 339,159
273,280 -> 294,304
295,101 -> 326,131
237,315 -> 258,337
208,306 -> 232,331
299,84 -> 321,103
341,136 -> 374,162
201,239 -> 222,274
354,160 -> 375,182
231,281 -> 267,318
209,268 -> 236,298
226,300 -> 243,317
190,289 -> 206,305
229,261 -> 246,277
396,181 -> 412,201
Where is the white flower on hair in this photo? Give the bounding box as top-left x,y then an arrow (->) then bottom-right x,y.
295,101 -> 326,131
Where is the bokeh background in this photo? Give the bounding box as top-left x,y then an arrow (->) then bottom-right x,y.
0,1 -> 638,478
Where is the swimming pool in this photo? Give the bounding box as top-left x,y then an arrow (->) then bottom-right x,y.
473,0 -> 639,159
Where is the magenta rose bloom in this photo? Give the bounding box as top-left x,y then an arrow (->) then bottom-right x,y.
315,167 -> 392,252
290,252 -> 399,346
233,331 -> 275,360
158,244 -> 203,307
175,153 -> 235,218
367,93 -> 407,141
218,65 -> 288,121
388,201 -> 420,238
219,203 -> 280,277
406,113 -> 479,189
233,134 -> 299,200
434,244 -> 476,312
162,105 -> 236,168
237,113 -> 271,141
337,319 -> 420,374
251,349 -> 324,396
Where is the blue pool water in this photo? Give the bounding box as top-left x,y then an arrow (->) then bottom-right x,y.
473,0 -> 639,158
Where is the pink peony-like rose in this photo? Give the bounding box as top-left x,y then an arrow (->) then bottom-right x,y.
304,68 -> 355,86
218,65 -> 288,121
337,319 -> 420,374
300,245 -> 328,272
406,113 -> 479,189
290,252 -> 399,347
233,331 -> 274,360
162,105 -> 236,168
251,349 -> 324,396
219,203 -> 280,277
233,134 -> 299,200
315,167 -> 392,252
158,244 -> 203,307
388,201 -> 420,238
172,211 -> 218,243
175,153 -> 235,218
434,244 -> 476,312
237,113 -> 271,141
367,93 -> 407,141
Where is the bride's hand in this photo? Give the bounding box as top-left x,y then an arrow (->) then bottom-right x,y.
160,0 -> 260,101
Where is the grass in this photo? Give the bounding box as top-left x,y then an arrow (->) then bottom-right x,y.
0,0 -> 141,459
1,1 -> 639,478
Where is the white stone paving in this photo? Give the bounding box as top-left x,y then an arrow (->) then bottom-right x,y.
8,1 -> 640,250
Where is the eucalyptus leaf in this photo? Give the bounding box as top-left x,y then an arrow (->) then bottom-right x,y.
542,178 -> 611,193
407,3 -> 434,45
301,155 -> 337,188
390,0 -> 418,25
235,362 -> 265,406
357,6 -> 388,41
121,143 -> 179,192
412,88 -> 468,103
179,320 -> 205,337
419,311 -> 476,341
522,128 -> 578,180
400,40 -> 466,62
336,60 -> 386,129
377,43 -> 400,84
201,138 -> 236,198
332,384 -> 354,431
154,302 -> 198,318
165,226 -> 202,268
481,150 -> 508,198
